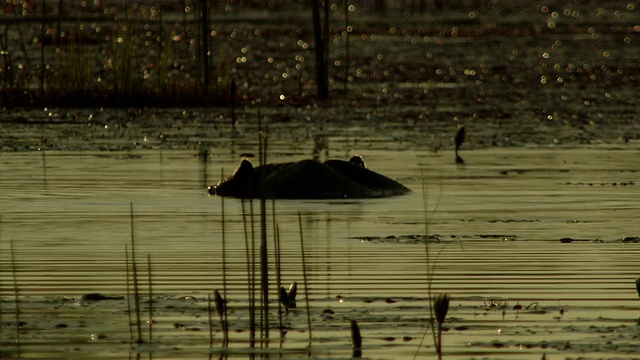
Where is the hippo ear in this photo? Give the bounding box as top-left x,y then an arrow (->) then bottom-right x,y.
233,159 -> 254,178
348,155 -> 366,168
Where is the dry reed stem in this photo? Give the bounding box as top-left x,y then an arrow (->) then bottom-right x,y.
273,198 -> 285,326
0,216 -> 3,335
350,319 -> 362,358
10,238 -> 21,348
147,254 -> 153,342
241,199 -> 256,347
249,197 -> 258,347
207,293 -> 213,346
297,212 -> 313,347
214,289 -> 228,345
124,245 -> 133,342
256,117 -> 271,345
220,169 -> 229,337
129,202 -> 143,344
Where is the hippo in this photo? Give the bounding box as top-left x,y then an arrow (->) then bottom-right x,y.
208,155 -> 411,199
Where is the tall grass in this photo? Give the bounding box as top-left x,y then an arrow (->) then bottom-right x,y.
109,20 -> 137,102
0,2 -> 229,108
48,41 -> 95,102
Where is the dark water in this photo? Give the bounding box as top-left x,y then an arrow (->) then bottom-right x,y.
1,143 -> 640,359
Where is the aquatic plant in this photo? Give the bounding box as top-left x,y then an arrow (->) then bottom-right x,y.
414,169 -> 455,360
213,289 -> 229,345
433,292 -> 450,359
127,203 -> 144,344
351,319 -> 362,358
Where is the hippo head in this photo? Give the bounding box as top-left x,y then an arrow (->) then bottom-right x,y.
208,159 -> 256,197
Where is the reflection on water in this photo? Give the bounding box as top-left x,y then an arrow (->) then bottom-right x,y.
1,145 -> 640,359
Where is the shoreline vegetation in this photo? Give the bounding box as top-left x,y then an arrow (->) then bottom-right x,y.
2,1 -> 238,108
2,1 -> 637,114
0,0 -> 461,109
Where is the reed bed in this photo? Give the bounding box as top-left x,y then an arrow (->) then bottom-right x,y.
1,1 -> 232,108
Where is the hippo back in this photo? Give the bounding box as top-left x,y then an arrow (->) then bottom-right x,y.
261,160 -> 372,199
210,158 -> 411,199
324,160 -> 410,197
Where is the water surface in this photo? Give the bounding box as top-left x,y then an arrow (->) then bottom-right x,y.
1,145 -> 640,359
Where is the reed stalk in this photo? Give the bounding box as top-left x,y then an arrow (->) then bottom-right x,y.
0,216 -> 2,335
193,0 -> 201,91
259,198 -> 268,343
207,293 -> 213,346
249,196 -> 258,346
343,0 -> 350,97
110,6 -> 136,102
55,0 -> 63,47
10,239 -> 21,349
200,0 -> 210,94
41,151 -> 47,189
0,32 -> 12,94
433,293 -> 450,359
275,227 -> 285,318
221,169 -> 229,327
124,245 -> 133,342
129,202 -> 143,344
297,212 -> 313,347
39,0 -> 45,100
219,175 -> 230,346
422,171 -> 438,354
214,289 -> 228,345
350,319 -> 362,358
273,200 -> 286,328
241,199 -> 256,347
257,117 -> 270,343
311,0 -> 329,99
229,78 -> 237,129
413,170 -> 451,360
156,0 -> 163,95
147,254 -> 153,342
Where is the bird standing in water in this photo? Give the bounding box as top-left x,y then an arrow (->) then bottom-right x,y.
455,124 -> 466,164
